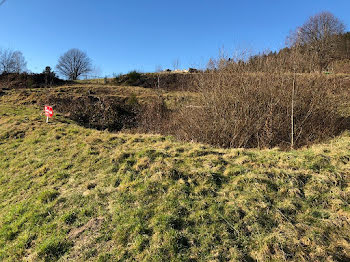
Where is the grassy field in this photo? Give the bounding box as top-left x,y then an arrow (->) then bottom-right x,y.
0,88 -> 350,261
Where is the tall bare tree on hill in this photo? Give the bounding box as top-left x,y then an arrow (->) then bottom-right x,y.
0,49 -> 27,74
56,48 -> 92,80
287,11 -> 346,72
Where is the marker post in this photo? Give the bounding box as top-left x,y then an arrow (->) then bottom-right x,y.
44,106 -> 53,123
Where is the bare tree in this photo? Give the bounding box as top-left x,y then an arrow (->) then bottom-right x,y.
287,11 -> 346,72
0,49 -> 27,74
56,48 -> 92,80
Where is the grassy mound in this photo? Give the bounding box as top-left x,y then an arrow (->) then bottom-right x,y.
0,101 -> 350,261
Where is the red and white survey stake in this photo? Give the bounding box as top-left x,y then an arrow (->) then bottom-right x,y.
44,105 -> 53,123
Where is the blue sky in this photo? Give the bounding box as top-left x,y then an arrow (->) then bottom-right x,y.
0,0 -> 349,77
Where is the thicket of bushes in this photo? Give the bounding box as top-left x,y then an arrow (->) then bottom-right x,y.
115,71 -> 144,86
136,57 -> 349,149
172,71 -> 348,149
0,72 -> 65,89
114,71 -> 196,91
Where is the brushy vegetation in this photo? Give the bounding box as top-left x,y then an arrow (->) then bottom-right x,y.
172,70 -> 350,149
115,70 -> 144,86
0,92 -> 350,261
114,71 -> 196,90
0,72 -> 65,89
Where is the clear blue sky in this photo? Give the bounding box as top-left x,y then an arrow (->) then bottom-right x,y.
0,0 -> 349,77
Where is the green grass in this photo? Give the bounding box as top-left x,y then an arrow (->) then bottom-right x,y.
0,98 -> 350,261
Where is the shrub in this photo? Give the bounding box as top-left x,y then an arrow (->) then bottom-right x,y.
125,70 -> 142,86
171,60 -> 347,149
115,70 -> 144,86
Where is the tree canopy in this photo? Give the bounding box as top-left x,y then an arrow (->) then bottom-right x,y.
0,49 -> 27,74
56,49 -> 92,80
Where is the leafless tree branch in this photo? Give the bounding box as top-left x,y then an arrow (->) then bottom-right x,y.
56,49 -> 92,80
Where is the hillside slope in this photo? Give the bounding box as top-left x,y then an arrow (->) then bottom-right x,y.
0,99 -> 350,261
